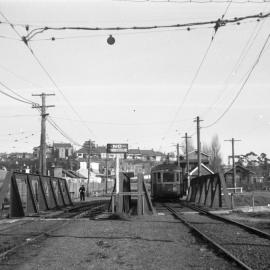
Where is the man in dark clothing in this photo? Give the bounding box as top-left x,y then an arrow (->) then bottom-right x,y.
79,185 -> 86,201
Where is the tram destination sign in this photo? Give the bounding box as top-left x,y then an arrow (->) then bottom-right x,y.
107,143 -> 128,154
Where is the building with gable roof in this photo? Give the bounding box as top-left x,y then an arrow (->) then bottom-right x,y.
53,143 -> 73,159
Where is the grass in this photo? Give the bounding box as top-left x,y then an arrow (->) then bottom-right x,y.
233,191 -> 270,207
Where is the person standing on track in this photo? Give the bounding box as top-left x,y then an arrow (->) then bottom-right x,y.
79,184 -> 86,201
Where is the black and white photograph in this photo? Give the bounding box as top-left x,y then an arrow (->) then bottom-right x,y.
0,0 -> 270,269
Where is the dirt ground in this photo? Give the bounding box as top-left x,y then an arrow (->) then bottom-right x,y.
0,213 -> 238,270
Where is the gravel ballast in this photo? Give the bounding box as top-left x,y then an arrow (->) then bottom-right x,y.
0,213 -> 238,269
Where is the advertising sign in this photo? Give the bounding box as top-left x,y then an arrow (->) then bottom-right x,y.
107,143 -> 128,153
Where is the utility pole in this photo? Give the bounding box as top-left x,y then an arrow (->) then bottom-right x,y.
194,116 -> 203,177
87,139 -> 91,197
32,93 -> 55,175
182,133 -> 192,187
225,138 -> 241,192
105,152 -> 108,194
176,143 -> 180,167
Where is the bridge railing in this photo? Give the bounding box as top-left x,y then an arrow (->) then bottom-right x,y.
0,171 -> 73,217
109,173 -> 155,215
186,173 -> 231,209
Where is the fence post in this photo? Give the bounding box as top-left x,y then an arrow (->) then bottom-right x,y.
137,174 -> 143,215
252,191 -> 255,212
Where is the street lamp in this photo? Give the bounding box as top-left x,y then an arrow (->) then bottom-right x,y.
107,35 -> 115,45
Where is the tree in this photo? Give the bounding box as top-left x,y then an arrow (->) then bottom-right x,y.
202,134 -> 222,173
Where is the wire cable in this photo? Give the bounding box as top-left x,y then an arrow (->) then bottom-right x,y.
114,0 -> 270,3
0,10 -> 95,138
0,86 -> 33,105
20,12 -> 270,41
203,33 -> 270,129
158,0 -> 232,150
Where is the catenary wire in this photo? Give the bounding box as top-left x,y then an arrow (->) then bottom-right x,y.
201,3 -> 269,118
21,12 -> 270,41
203,33 -> 270,129
0,10 -> 95,138
159,1 -> 232,149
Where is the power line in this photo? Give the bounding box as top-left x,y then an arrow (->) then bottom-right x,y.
203,32 -> 270,129
0,114 -> 37,118
158,2 -> 232,149
0,72 -> 83,148
0,80 -> 37,105
0,10 -> 95,138
114,0 -> 270,3
201,4 -> 269,118
20,12 -> 270,41
0,63 -> 42,89
0,86 -> 34,105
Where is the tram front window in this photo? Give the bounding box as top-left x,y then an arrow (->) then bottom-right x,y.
157,172 -> 161,183
163,172 -> 174,182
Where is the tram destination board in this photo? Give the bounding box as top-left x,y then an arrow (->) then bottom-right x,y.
107,143 -> 128,153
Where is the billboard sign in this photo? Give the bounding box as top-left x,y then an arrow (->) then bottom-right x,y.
107,144 -> 128,154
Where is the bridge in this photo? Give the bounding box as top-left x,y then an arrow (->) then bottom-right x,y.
0,171 -> 269,270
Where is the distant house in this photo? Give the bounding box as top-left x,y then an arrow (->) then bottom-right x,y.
52,166 -> 87,199
8,152 -> 32,160
127,149 -> 165,161
224,164 -> 256,190
33,145 -> 53,159
53,143 -> 73,159
179,150 -> 210,174
127,149 -> 142,160
76,147 -> 88,159
121,160 -> 153,176
189,164 -> 214,178
76,145 -> 124,160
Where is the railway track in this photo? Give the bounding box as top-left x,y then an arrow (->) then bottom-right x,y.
0,200 -> 108,261
162,202 -> 270,270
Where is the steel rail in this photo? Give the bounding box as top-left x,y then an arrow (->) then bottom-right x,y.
0,201 -> 107,261
164,204 -> 252,270
183,202 -> 270,240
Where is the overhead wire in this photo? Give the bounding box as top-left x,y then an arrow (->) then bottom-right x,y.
201,3 -> 269,118
158,1 -> 233,149
159,0 -> 233,151
22,12 -> 270,41
203,32 -> 270,129
0,63 -> 42,89
0,86 -> 33,105
114,0 -> 270,3
0,10 -> 95,138
0,76 -> 81,147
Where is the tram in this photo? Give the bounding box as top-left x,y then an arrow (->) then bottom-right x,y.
151,163 -> 185,200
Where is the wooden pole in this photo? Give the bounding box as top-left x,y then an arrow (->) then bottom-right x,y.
32,93 -> 55,175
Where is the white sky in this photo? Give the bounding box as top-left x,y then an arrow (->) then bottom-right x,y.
0,0 -> 269,162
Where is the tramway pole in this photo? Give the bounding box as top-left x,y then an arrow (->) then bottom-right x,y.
87,139 -> 91,197
225,138 -> 241,193
182,133 -> 191,190
194,116 -> 203,177
177,143 -> 180,167
32,93 -> 55,175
